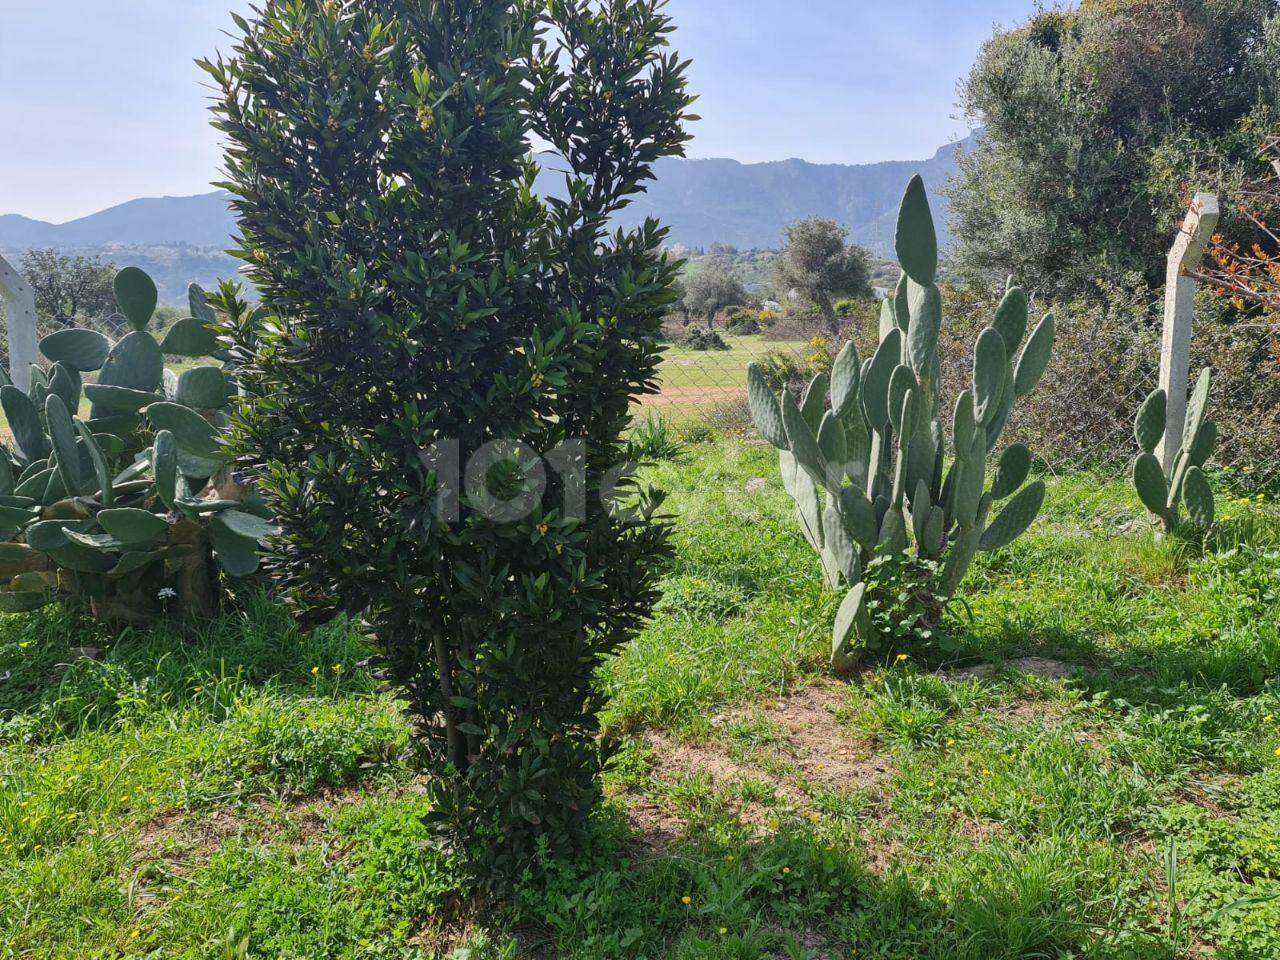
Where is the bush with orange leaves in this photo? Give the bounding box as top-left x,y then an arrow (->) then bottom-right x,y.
1198,135 -> 1280,339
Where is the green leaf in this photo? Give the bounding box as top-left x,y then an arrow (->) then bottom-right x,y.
862,328 -> 902,430
188,283 -> 218,326
26,520 -> 92,552
895,175 -> 937,286
73,419 -> 114,507
1132,453 -> 1169,517
1013,313 -> 1055,399
979,480 -> 1045,551
1183,466 -> 1215,530
972,328 -> 1007,426
97,330 -> 163,393
114,267 -> 158,331
992,286 -> 1029,351
746,363 -> 787,449
208,520 -> 260,577
828,341 -> 862,420
992,443 -> 1032,500
159,317 -> 220,357
97,508 -> 170,546
1,385 -> 48,462
800,373 -> 828,434
211,509 -> 277,542
83,384 -> 164,412
1134,389 -> 1167,455
1182,367 -> 1213,451
39,328 -> 112,371
109,552 -> 162,577
0,592 -> 55,613
831,583 -> 869,672
145,402 -> 221,459
0,504 -> 40,528
780,389 -> 829,489
44,395 -> 81,496
153,430 -> 182,511
175,367 -> 229,409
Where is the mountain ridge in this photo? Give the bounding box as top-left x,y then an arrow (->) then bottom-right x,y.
2,135 -> 975,302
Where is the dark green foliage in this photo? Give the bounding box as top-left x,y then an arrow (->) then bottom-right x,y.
774,217 -> 873,332
682,262 -> 747,325
204,0 -> 692,881
951,0 -> 1280,299
678,325 -> 728,350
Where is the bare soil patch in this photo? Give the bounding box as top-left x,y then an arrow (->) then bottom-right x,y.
627,680 -> 894,843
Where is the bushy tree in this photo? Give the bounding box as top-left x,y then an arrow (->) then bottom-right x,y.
773,217 -> 872,332
683,261 -> 747,325
951,0 -> 1279,299
20,249 -> 117,331
204,0 -> 692,880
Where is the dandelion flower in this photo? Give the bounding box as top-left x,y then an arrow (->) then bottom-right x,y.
681,895 -> 691,905
719,927 -> 728,936
782,867 -> 791,875
766,817 -> 780,830
896,653 -> 909,662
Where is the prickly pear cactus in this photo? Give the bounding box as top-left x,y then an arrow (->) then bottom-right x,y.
0,267 -> 274,622
1131,368 -> 1217,533
747,176 -> 1054,671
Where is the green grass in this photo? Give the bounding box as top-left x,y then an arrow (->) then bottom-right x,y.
659,335 -> 808,389
4,439 -> 1280,957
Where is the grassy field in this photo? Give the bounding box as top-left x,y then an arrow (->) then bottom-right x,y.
658,335 -> 808,390
3,439 -> 1280,958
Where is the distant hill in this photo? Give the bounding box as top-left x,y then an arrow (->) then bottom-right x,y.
1,135 -> 974,303
536,134 -> 976,254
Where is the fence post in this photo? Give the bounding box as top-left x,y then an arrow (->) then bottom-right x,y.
1158,193 -> 1219,474
0,253 -> 38,393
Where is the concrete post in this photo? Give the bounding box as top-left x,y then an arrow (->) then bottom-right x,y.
0,254 -> 39,393
1158,193 -> 1219,474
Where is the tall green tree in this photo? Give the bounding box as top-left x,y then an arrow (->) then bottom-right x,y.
683,260 -> 747,325
19,249 -> 117,330
950,0 -> 1280,299
773,217 -> 871,331
204,0 -> 692,880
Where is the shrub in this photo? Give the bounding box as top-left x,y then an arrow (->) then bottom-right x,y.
0,267 -> 270,622
626,415 -> 685,464
678,325 -> 728,351
754,350 -> 814,393
936,275 -> 1280,488
205,0 -> 692,882
721,306 -> 761,334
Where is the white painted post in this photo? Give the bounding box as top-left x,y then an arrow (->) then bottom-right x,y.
0,254 -> 39,393
1158,193 -> 1219,474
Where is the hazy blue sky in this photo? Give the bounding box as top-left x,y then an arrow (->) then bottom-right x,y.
0,0 -> 1032,222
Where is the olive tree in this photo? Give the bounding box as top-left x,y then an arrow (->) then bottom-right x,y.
683,261 -> 747,326
203,0 -> 692,880
773,217 -> 872,332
